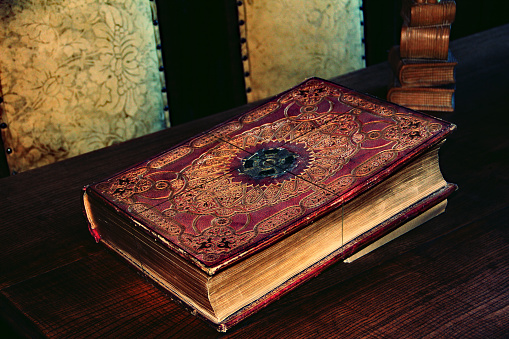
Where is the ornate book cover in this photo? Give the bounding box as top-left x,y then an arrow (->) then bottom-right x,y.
83,78 -> 456,330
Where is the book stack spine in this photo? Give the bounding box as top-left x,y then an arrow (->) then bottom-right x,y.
387,0 -> 457,112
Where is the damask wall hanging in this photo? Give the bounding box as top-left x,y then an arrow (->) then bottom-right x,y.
238,0 -> 366,103
0,0 -> 169,173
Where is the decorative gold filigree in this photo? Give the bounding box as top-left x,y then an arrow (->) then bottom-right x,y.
280,80 -> 342,106
341,94 -> 396,117
130,203 -> 182,237
241,102 -> 280,124
181,226 -> 255,255
353,150 -> 398,177
92,79 -> 448,265
256,205 -> 304,233
148,146 -> 193,169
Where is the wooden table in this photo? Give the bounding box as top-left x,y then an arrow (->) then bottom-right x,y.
1,24 -> 508,338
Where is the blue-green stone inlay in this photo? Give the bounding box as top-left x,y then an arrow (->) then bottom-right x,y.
239,147 -> 298,179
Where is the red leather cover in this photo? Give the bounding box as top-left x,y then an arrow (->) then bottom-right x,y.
86,78 -> 456,273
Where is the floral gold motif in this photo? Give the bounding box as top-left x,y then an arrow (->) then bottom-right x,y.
93,79 -> 449,266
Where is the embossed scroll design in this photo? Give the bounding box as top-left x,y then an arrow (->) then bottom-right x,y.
96,80 -> 443,265
172,105 -> 363,262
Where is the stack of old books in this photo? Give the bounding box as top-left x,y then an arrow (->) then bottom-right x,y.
387,0 -> 457,112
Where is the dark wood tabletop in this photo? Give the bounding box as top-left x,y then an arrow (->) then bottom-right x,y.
1,24 -> 508,338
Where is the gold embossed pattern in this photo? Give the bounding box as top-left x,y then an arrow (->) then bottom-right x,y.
92,79 -> 446,266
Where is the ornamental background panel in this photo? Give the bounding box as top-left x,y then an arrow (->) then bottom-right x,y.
239,0 -> 366,102
0,0 -> 169,173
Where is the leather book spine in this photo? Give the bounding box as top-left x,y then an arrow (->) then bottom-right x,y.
387,86 -> 455,112
388,47 -> 457,87
399,64 -> 456,87
402,0 -> 456,27
400,25 -> 450,60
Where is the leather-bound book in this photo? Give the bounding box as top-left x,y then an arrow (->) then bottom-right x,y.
389,46 -> 457,87
83,78 -> 456,331
388,81 -> 455,112
402,0 -> 456,27
400,24 -> 451,59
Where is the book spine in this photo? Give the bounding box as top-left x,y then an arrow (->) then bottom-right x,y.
387,87 -> 455,112
400,64 -> 456,87
402,0 -> 456,27
400,25 -> 450,59
388,47 -> 456,87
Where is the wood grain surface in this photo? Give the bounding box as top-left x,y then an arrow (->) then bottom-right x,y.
1,24 -> 508,338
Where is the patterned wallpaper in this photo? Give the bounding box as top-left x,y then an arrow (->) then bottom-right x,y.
239,0 -> 366,102
0,0 -> 168,173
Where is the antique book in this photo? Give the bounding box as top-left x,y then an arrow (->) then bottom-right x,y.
388,82 -> 455,112
389,46 -> 457,87
83,78 -> 456,331
400,24 -> 451,60
402,0 -> 456,27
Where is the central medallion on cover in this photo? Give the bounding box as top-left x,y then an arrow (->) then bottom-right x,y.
239,147 -> 299,180
171,111 -> 362,219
